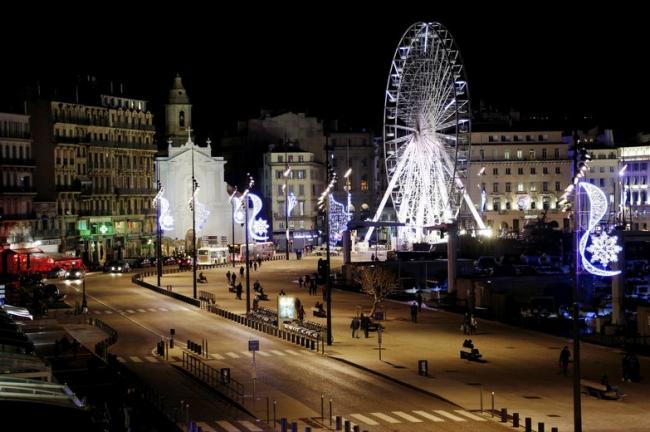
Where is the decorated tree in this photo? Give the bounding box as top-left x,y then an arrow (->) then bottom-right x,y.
354,265 -> 397,317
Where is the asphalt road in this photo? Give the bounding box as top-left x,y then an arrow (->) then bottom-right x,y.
58,270 -> 508,432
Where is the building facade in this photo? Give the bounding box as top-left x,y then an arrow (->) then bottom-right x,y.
263,148 -> 324,250
468,130 -> 572,235
31,94 -> 157,262
619,145 -> 650,231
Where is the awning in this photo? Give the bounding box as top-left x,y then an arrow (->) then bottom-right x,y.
8,248 -> 43,255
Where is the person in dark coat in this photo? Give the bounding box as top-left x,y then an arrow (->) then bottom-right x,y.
360,314 -> 370,338
350,317 -> 360,338
559,346 -> 571,376
416,292 -> 423,312
410,302 -> 418,322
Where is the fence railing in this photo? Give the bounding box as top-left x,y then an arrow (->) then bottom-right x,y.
90,317 -> 119,361
182,351 -> 245,405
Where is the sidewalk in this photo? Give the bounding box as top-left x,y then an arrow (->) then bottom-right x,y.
144,257 -> 650,432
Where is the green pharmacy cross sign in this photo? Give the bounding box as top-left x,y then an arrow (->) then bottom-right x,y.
89,222 -> 114,236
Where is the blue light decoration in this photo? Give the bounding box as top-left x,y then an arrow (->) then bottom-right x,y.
233,192 -> 269,241
152,186 -> 174,231
578,182 -> 622,277
328,194 -> 349,246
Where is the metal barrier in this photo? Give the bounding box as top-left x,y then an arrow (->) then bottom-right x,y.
182,351 -> 245,404
91,318 -> 119,361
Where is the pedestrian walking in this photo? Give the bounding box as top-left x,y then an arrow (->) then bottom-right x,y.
416,291 -> 423,312
257,256 -> 262,268
240,266 -> 244,277
298,276 -> 304,288
559,346 -> 571,376
462,312 -> 471,335
253,261 -> 258,271
226,270 -> 231,283
469,315 -> 478,335
350,317 -> 360,338
236,283 -> 243,300
360,314 -> 370,338
231,273 -> 237,285
310,280 -> 316,296
410,302 -> 418,322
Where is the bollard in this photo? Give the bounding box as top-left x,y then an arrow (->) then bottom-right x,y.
418,360 -> 428,376
310,340 -> 315,350
344,420 -> 350,432
353,426 -> 360,432
538,422 -> 545,432
500,408 -> 507,423
513,413 -> 519,428
491,392 -> 495,417
329,399 -> 333,426
321,394 -> 324,419
335,416 -> 342,431
273,400 -> 277,430
525,417 -> 532,432
480,387 -> 483,413
280,418 -> 287,432
290,422 -> 297,432
551,428 -> 558,432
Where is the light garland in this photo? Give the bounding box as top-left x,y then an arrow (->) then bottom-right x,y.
152,186 -> 174,231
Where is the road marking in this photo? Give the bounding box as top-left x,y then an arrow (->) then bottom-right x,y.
270,350 -> 286,356
240,351 -> 253,358
412,411 -> 444,422
93,311 -> 102,315
434,410 -> 466,422
104,310 -> 113,314
178,306 -> 190,311
137,308 -> 147,312
129,356 -> 143,363
195,422 -> 217,432
126,309 -> 136,313
371,413 -> 401,423
148,308 -> 158,312
256,351 -> 270,357
211,353 -> 225,360
454,410 -> 486,421
159,307 -> 169,312
144,357 -> 159,363
284,350 -> 301,356
239,420 -> 263,431
392,411 -> 423,422
350,414 -> 379,425
117,356 -> 127,363
215,421 -> 240,432
225,352 -> 240,358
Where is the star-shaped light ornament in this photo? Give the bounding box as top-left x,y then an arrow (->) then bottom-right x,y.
253,218 -> 269,237
586,231 -> 622,268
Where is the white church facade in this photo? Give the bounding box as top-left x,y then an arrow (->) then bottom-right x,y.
156,76 -> 244,251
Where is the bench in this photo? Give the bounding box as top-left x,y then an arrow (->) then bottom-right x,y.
460,348 -> 484,362
581,379 -> 622,400
312,307 -> 327,318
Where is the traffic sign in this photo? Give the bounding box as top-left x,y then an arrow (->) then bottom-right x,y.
248,340 -> 260,351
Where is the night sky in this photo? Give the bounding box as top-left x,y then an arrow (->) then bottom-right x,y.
1,7 -> 647,144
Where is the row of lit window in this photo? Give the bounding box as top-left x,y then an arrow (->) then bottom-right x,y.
479,148 -> 561,161
487,134 -> 549,143
0,143 -> 31,160
489,167 -> 562,176
482,181 -> 562,193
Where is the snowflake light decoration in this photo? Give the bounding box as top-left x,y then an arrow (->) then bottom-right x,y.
329,194 -> 349,246
253,218 -> 269,238
586,232 -> 622,267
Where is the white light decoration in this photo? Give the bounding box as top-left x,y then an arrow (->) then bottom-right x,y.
188,187 -> 210,231
153,186 -> 174,232
328,194 -> 349,245
578,182 -> 621,277
233,192 -> 269,241
287,192 -> 297,216
363,22 -> 485,244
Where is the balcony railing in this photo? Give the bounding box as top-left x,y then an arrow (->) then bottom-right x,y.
115,188 -> 157,196
0,212 -> 37,221
33,228 -> 61,237
1,186 -> 37,194
0,131 -> 31,139
0,157 -> 36,166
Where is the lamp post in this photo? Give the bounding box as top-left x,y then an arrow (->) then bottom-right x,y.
230,187 -> 237,268
82,277 -> 88,314
190,146 -> 198,300
156,179 -> 163,287
241,175 -> 255,313
319,137 -> 337,346
284,163 -> 291,260
618,164 -> 627,227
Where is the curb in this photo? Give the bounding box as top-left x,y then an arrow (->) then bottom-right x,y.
327,355 -> 462,408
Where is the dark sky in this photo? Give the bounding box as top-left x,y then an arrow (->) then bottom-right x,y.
1,6 -> 647,142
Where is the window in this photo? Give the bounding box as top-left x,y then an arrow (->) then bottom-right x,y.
505,182 -> 511,192
296,170 -> 306,179
609,167 -> 614,173
530,167 -> 536,175
480,149 -> 485,161
179,111 -> 185,127
505,168 -> 511,175
529,149 -> 535,160
288,155 -> 294,162
531,201 -> 536,209
599,178 -> 605,187
298,155 -> 304,162
530,182 -> 537,192
556,181 -> 561,191
554,148 -> 560,159
542,148 -> 547,159
360,176 -> 369,191
556,167 -> 561,174
298,201 -> 305,216
518,168 -> 524,175
277,185 -> 283,196
543,199 -> 550,210
493,168 -> 498,175
493,199 -> 501,211
504,150 -> 510,160
543,167 -> 549,175
493,183 -> 499,193
276,170 -> 283,179
277,155 -> 283,163
599,167 -> 605,173
517,183 -> 524,192
299,185 -> 305,196
516,149 -> 523,160
543,182 -> 548,192
361,158 -> 367,167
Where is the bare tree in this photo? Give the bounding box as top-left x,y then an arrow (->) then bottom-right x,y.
354,265 -> 396,317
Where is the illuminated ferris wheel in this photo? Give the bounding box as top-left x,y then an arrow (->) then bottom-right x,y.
366,21 -> 484,243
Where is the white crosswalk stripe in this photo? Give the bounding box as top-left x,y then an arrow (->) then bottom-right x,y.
137,308 -> 146,312
126,309 -> 136,313
104,310 -> 113,314
144,357 -> 159,363
371,412 -> 401,423
284,350 -> 301,356
240,351 -> 253,358
117,356 -> 127,363
225,352 -> 240,358
256,351 -> 271,357
196,421 -> 217,432
350,414 -> 379,425
209,353 -> 225,360
454,410 -> 486,421
129,356 -> 143,363
215,421 -> 239,432
392,411 -> 423,422
434,410 -> 466,422
159,307 -> 169,312
147,308 -> 158,312
238,420 -> 263,431
412,411 -> 444,422
270,350 -> 286,356
93,311 -> 102,315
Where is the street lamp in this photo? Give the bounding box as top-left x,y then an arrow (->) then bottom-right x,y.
318,139 -> 337,346
189,148 -> 198,300
240,174 -> 255,313
229,187 -> 238,268
154,177 -> 163,287
283,163 -> 292,260
618,164 -> 627,226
